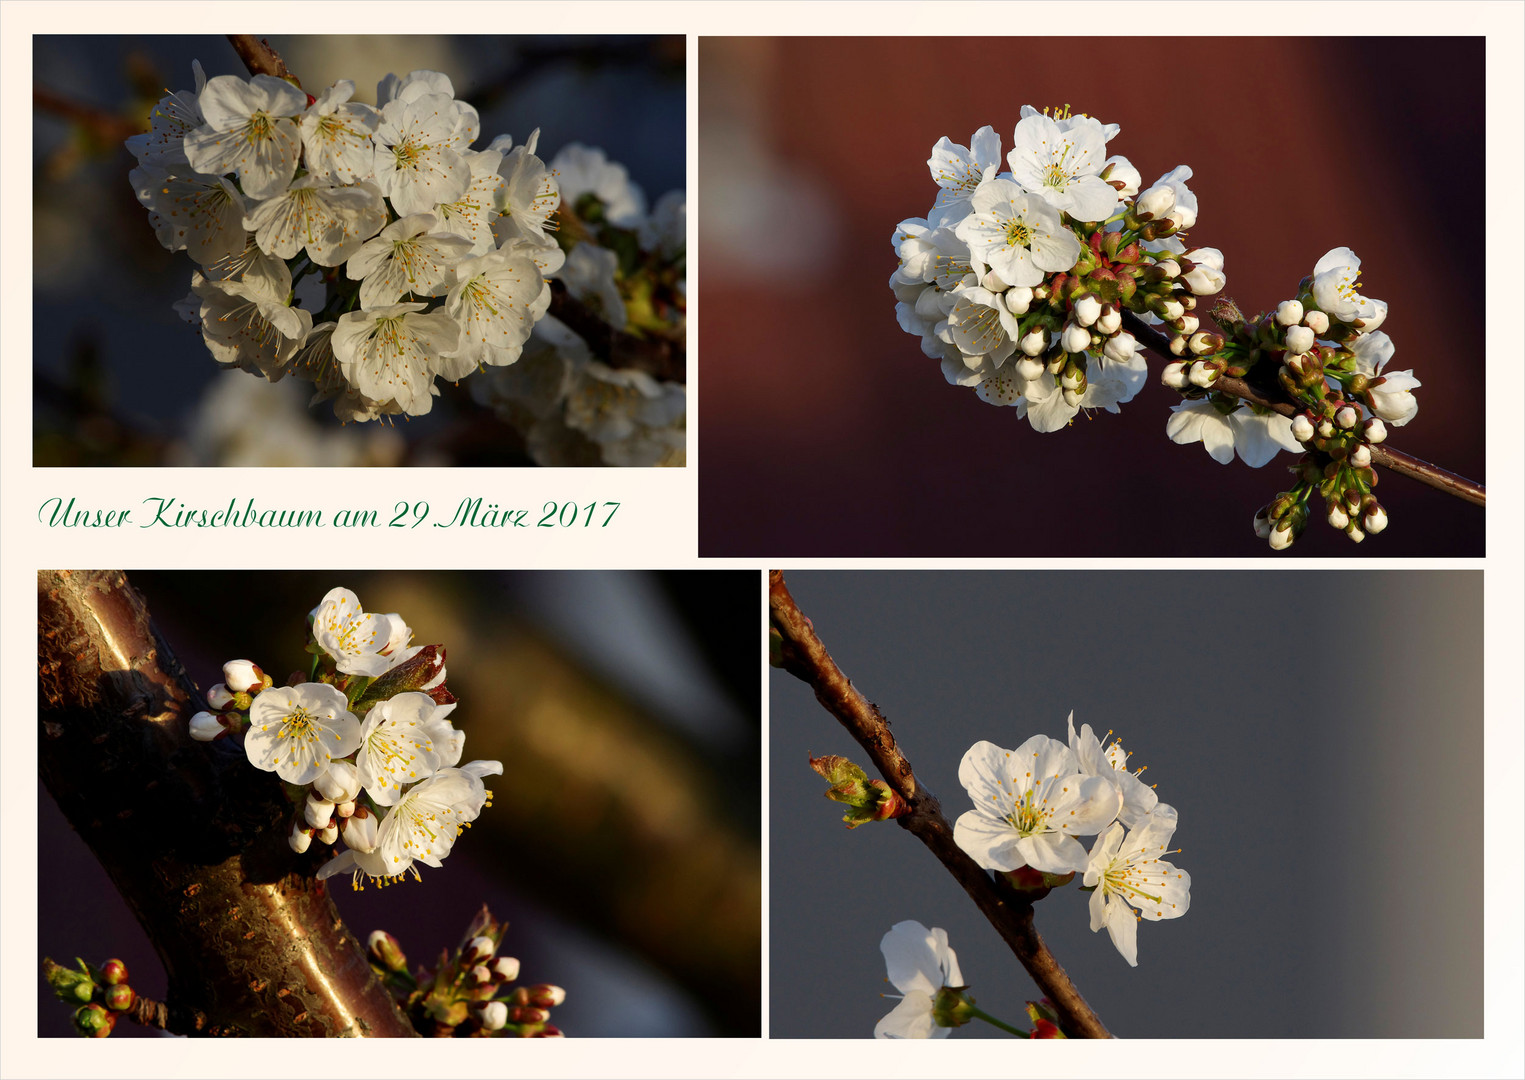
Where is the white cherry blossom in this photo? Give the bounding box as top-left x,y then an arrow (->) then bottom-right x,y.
125,61 -> 207,167
311,586 -> 402,677
192,274 -> 312,379
346,213 -> 475,309
373,92 -> 471,217
1311,246 -> 1381,324
331,303 -> 460,416
552,141 -> 646,226
299,80 -> 381,184
244,682 -> 361,785
439,246 -> 552,378
1165,399 -> 1300,467
1083,806 -> 1191,966
1005,111 -> 1118,222
1348,331 -> 1419,426
130,165 -> 248,266
184,74 -> 308,199
926,126 -> 1001,227
954,178 -> 1081,288
243,177 -> 387,266
356,691 -> 445,805
874,921 -> 962,1039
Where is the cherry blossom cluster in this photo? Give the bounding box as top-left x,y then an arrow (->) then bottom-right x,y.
188,586 -> 501,889
368,909 -> 565,1037
891,106 -> 1222,430
1163,247 -> 1415,547
470,144 -> 687,466
128,63 -> 563,422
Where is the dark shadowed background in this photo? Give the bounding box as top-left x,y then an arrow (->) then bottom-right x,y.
700,38 -> 1486,557
39,570 -> 759,1037
770,570 -> 1482,1037
33,34 -> 684,467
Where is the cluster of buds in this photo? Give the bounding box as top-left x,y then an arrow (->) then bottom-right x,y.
188,586 -> 500,888
891,105 -> 1223,431
43,957 -> 136,1038
807,754 -> 909,828
376,908 -> 565,1037
1178,248 -> 1415,549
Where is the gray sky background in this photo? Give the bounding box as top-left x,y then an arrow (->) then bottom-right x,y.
770,570 -> 1482,1039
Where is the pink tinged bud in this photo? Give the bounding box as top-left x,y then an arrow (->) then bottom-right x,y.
1005,286 -> 1033,315
1364,505 -> 1388,533
189,711 -> 224,741
1188,361 -> 1218,388
1019,328 -> 1047,356
1317,418 -> 1335,438
492,956 -> 521,981
1350,443 -> 1372,469
471,964 -> 494,985
530,984 -> 567,1008
1303,309 -> 1330,334
102,983 -> 135,1012
1290,414 -> 1315,443
336,800 -> 356,818
222,659 -> 264,693
467,936 -> 497,962
206,683 -> 235,709
1162,361 -> 1188,389
305,794 -> 335,830
313,759 -> 361,803
289,823 -> 313,854
1016,356 -> 1045,381
478,1001 -> 508,1030
1364,417 -> 1388,444
1061,322 -> 1090,354
1335,406 -> 1358,429
1328,504 -> 1350,529
1276,300 -> 1304,326
317,823 -> 338,845
1135,183 -> 1176,219
101,959 -> 129,985
1284,325 -> 1315,354
1073,295 -> 1102,327
341,807 -> 379,852
1095,307 -> 1122,335
74,1002 -> 116,1037
1269,524 -> 1294,551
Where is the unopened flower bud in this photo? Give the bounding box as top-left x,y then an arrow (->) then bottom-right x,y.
1073,295 -> 1102,327
1046,353 -> 1066,375
1345,522 -> 1366,543
491,956 -> 521,981
478,1000 -> 508,1030
1061,322 -> 1091,354
1005,286 -> 1033,315
368,930 -> 408,973
1268,524 -> 1294,551
1275,300 -> 1304,326
74,1002 -> 115,1038
1019,328 -> 1047,356
335,800 -> 356,818
1284,325 -> 1315,355
1364,417 -> 1388,444
1060,365 -> 1084,391
1303,309 -> 1330,334
102,983 -> 135,1012
1349,443 -> 1372,469
1169,334 -> 1188,356
206,683 -> 235,709
1253,506 -> 1273,539
471,964 -> 494,985
1095,306 -> 1122,335
1156,258 -> 1181,280
980,269 -> 1009,292
511,1005 -> 551,1024
529,984 -> 567,1008
1327,504 -> 1350,530
1364,504 -> 1388,534
1290,414 -> 1315,443
1317,418 -> 1335,438
1161,361 -> 1189,389
536,1025 -> 565,1038
1135,183 -> 1176,219
222,660 -> 265,693
189,711 -> 224,741
1159,298 -> 1185,321
1335,405 -> 1358,429
466,936 -> 497,962
1016,356 -> 1045,381
1183,264 -> 1226,296
100,959 -> 129,986
1188,361 -> 1219,388
289,822 -> 314,854
1061,387 -> 1081,407
317,823 -> 338,845
1187,330 -> 1221,355
1102,331 -> 1137,363
341,807 -> 379,852
312,760 -> 361,803
305,794 -> 335,830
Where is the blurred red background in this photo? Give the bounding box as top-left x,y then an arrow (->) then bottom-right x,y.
698,37 -> 1485,557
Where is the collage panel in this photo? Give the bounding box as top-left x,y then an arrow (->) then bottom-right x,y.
700,37 -> 1485,556
34,34 -> 686,468
37,570 -> 759,1038
769,569 -> 1482,1038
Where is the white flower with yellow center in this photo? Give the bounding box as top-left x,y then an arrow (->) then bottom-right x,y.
125,60 -> 206,167
243,177 -> 387,267
183,74 -> 308,200
874,920 -> 963,1039
438,246 -> 552,379
356,691 -> 445,805
954,178 -> 1081,288
926,126 -> 1001,227
1311,246 -> 1382,325
432,149 -> 508,255
1083,805 -> 1191,966
1349,331 -> 1420,426
244,682 -> 361,785
1005,110 -> 1119,223
298,80 -> 380,184
1066,712 -> 1158,829
130,164 -> 248,266
953,734 -> 1121,874
331,303 -> 461,416
311,586 -> 403,677
372,92 -> 471,217
346,213 -> 475,310
492,130 -> 561,245
192,273 -> 313,379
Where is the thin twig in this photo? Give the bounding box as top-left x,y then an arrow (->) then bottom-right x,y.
769,571 -> 1112,1040
33,84 -> 143,144
226,35 -> 295,83
1121,310 -> 1485,507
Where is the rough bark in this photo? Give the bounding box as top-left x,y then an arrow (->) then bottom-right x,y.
37,570 -> 416,1037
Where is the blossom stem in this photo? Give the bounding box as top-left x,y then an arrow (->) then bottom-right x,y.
968,1004 -> 1030,1037
1121,310 -> 1485,507
225,35 -> 297,84
769,571 -> 1112,1039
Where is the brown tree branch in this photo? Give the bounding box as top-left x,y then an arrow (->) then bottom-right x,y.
226,35 -> 296,83
38,570 -> 416,1037
1122,310 -> 1485,507
768,571 -> 1111,1039
548,280 -> 687,383
33,84 -> 144,144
